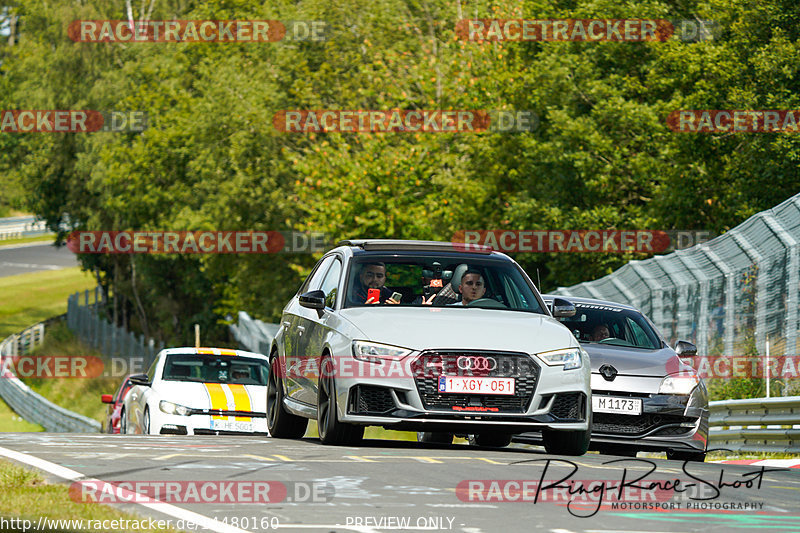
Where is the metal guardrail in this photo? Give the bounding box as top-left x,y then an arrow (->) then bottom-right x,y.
67,288 -> 163,367
229,311 -> 278,355
0,325 -> 101,432
708,396 -> 800,453
0,216 -> 50,240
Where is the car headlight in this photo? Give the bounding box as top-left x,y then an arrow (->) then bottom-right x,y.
159,400 -> 192,416
537,348 -> 583,370
659,373 -> 700,395
352,341 -> 414,363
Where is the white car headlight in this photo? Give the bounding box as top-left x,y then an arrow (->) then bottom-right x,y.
159,400 -> 192,416
352,341 -> 414,363
659,373 -> 700,395
537,348 -> 583,370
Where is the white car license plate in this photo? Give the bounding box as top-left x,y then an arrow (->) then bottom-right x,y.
210,419 -> 253,432
438,376 -> 515,395
592,396 -> 643,415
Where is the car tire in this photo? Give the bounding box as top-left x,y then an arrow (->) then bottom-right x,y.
468,433 -> 512,447
143,407 -> 151,435
542,412 -> 591,456
267,355 -> 308,439
318,355 -> 364,446
417,432 -> 454,444
666,449 -> 706,462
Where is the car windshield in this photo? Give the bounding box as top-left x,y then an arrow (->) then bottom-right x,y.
343,255 -> 546,314
555,302 -> 663,350
161,354 -> 268,385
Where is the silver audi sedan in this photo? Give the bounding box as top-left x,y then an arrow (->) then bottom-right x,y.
515,295 -> 709,461
267,240 -> 592,455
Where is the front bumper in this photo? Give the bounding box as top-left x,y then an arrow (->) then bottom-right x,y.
333,350 -> 591,433
515,388 -> 708,452
155,411 -> 269,436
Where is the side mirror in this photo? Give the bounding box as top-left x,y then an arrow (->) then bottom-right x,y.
552,298 -> 576,318
101,394 -> 114,404
299,290 -> 326,310
675,340 -> 697,357
129,373 -> 151,387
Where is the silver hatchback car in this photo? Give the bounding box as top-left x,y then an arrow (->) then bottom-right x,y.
515,295 -> 709,461
267,240 -> 592,455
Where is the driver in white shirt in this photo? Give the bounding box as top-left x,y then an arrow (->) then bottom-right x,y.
455,270 -> 486,306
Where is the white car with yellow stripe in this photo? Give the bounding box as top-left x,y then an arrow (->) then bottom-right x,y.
121,347 -> 269,435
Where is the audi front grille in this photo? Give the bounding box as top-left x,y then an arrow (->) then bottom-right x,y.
410,350 -> 540,413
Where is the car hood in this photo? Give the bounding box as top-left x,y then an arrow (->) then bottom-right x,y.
152,381 -> 266,413
582,343 -> 686,377
339,307 -> 576,354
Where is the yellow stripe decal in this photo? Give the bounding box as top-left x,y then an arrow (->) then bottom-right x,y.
228,384 -> 252,421
204,383 -> 227,420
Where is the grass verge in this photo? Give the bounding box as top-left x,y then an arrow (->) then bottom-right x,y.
0,460 -> 180,532
0,398 -> 43,432
0,267 -> 95,339
25,322 -> 120,423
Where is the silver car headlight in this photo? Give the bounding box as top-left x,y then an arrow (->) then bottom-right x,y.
537,348 -> 583,370
352,341 -> 414,363
159,400 -> 192,416
659,373 -> 700,395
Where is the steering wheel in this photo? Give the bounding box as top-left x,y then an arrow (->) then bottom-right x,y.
596,337 -> 633,346
467,298 -> 507,309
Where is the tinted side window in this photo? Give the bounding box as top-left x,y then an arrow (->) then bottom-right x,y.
299,256 -> 335,293
320,258 -> 342,308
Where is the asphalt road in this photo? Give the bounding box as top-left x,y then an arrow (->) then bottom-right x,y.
0,433 -> 798,533
0,243 -> 78,277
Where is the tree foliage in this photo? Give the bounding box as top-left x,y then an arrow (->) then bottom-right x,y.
1,0 -> 799,343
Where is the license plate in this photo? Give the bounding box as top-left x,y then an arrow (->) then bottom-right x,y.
592,396 -> 642,415
210,419 -> 253,432
438,376 -> 515,395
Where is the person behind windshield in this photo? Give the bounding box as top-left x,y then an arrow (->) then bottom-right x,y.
590,323 -> 611,341
454,270 -> 486,306
353,262 -> 399,305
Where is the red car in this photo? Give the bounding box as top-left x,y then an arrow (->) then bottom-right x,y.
101,376 -> 135,434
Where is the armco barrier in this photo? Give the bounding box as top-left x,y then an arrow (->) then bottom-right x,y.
229,311 -> 278,355
709,396 -> 800,453
0,325 -> 101,432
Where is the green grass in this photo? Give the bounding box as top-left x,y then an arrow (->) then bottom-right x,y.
0,234 -> 56,247
0,397 -> 44,432
0,267 -> 95,338
25,322 -> 121,423
0,460 -> 180,532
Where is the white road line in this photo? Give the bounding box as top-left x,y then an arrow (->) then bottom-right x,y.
0,446 -> 250,533
0,261 -> 64,270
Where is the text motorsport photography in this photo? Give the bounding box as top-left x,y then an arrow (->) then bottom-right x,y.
456,458 -> 782,518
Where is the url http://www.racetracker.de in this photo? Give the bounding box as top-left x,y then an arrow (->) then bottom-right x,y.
0,516 -> 281,532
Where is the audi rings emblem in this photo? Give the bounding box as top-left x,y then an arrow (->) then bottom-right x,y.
457,356 -> 497,371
